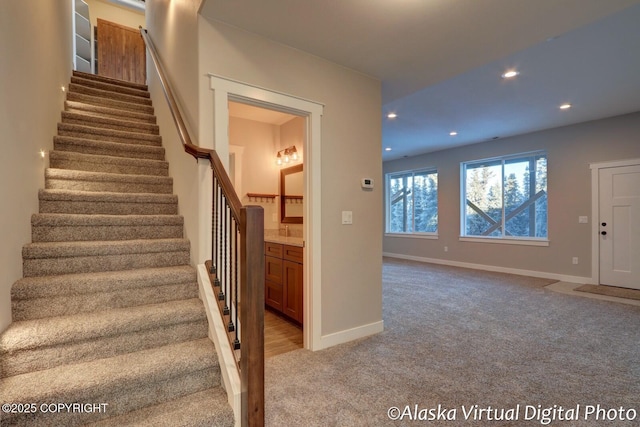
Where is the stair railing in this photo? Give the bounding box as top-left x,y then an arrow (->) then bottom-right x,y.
140,27 -> 264,427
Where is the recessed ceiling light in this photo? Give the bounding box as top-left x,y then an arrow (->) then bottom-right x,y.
387,113 -> 397,119
385,147 -> 392,151
449,131 -> 458,136
501,70 -> 519,79
560,103 -> 572,110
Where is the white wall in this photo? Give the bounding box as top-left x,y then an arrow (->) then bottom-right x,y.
229,116 -> 281,230
145,0 -> 206,264
0,0 -> 73,331
84,0 -> 145,30
198,18 -> 383,339
384,112 -> 640,282
228,115 -> 306,232
145,1 -> 382,344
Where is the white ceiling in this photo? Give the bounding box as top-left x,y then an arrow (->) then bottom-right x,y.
201,0 -> 640,160
228,102 -> 297,126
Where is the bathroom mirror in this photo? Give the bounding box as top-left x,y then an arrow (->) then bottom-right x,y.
280,164 -> 303,224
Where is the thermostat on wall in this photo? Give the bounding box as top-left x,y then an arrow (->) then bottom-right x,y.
361,178 -> 374,189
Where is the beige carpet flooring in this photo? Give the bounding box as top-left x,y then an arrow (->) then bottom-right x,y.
264,257 -> 640,426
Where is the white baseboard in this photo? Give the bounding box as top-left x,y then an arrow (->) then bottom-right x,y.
383,252 -> 592,284
197,264 -> 241,427
319,320 -> 384,350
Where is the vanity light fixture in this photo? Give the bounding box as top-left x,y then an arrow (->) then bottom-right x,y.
276,145 -> 299,166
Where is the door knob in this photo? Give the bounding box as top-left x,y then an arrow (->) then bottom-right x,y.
601,231 -> 607,236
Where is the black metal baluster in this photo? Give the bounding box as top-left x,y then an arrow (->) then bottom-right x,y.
217,188 -> 224,300
223,200 -> 230,314
233,220 -> 240,350
211,175 -> 217,276
228,212 -> 235,334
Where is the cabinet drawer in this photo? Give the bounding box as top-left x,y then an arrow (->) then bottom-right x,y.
265,242 -> 283,258
283,245 -> 303,263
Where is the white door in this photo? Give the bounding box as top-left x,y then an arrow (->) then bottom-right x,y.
599,165 -> 640,289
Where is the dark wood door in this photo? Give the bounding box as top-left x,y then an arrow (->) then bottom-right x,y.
97,19 -> 146,84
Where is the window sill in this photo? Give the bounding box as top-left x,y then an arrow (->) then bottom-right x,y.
459,236 -> 549,247
385,233 -> 438,240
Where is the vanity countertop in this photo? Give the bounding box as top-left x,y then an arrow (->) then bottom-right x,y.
264,235 -> 305,247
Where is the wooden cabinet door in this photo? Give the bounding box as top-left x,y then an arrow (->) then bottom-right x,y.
265,255 -> 283,283
265,280 -> 283,311
265,255 -> 283,310
283,260 -> 303,323
97,19 -> 146,84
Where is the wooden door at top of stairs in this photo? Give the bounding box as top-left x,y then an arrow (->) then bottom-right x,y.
599,164 -> 640,290
97,18 -> 146,85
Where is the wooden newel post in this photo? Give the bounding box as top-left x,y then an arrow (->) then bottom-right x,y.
240,205 -> 265,427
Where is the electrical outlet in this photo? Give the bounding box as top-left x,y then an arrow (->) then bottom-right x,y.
444,246 -> 449,252
572,257 -> 579,265
578,216 -> 588,224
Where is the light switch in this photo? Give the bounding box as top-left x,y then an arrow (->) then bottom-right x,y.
578,216 -> 588,224
342,211 -> 353,225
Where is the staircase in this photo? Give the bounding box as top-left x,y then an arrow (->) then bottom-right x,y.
0,71 -> 234,426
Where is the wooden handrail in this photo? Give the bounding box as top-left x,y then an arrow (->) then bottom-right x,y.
139,27 -> 208,160
139,27 -> 244,222
140,27 -> 264,426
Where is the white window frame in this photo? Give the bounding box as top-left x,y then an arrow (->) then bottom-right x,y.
385,168 -> 438,238
460,151 -> 549,246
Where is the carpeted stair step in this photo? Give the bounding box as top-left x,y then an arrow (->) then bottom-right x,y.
45,168 -> 173,194
0,299 -> 208,378
57,122 -> 162,146
0,338 -> 220,427
38,189 -> 178,215
61,111 -> 159,135
22,238 -> 191,277
65,100 -> 156,124
68,83 -> 153,107
11,266 -> 198,321
70,75 -> 151,100
67,91 -> 154,115
31,213 -> 183,242
53,135 -> 165,161
87,388 -> 234,427
74,70 -> 148,91
49,151 -> 168,176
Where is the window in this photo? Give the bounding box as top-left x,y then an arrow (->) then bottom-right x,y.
461,152 -> 547,240
386,169 -> 438,234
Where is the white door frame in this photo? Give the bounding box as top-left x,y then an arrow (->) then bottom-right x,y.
590,157 -> 640,285
203,73 -> 324,350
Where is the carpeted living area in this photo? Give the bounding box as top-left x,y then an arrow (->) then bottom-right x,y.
264,257 -> 640,426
